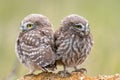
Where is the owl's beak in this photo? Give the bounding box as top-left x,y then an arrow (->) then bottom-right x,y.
20,24 -> 27,32
84,26 -> 89,35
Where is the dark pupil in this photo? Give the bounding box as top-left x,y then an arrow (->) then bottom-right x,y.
75,25 -> 82,28
27,24 -> 32,27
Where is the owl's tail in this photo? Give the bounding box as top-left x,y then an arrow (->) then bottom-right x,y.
42,62 -> 57,71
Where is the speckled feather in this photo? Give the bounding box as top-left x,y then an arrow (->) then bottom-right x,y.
16,14 -> 56,73
55,14 -> 94,68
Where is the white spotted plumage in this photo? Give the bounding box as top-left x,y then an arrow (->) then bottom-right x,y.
16,14 -> 56,74
55,14 -> 94,77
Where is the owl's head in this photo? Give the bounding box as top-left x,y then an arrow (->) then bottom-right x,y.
20,14 -> 51,32
61,14 -> 90,36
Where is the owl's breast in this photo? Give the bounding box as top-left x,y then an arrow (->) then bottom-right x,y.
57,34 -> 93,67
21,31 -> 40,47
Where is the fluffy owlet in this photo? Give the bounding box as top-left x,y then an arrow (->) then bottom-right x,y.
16,14 -> 56,74
55,14 -> 94,77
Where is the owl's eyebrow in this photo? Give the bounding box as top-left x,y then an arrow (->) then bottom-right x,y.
74,23 -> 84,27
86,23 -> 89,27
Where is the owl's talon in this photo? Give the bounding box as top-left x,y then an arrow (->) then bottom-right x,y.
73,68 -> 87,74
58,71 -> 71,77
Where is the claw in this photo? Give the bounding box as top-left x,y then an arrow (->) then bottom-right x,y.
24,69 -> 35,77
58,70 -> 71,77
58,65 -> 71,77
73,67 -> 87,74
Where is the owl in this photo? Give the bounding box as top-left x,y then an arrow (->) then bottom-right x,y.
16,14 -> 56,75
55,14 -> 94,77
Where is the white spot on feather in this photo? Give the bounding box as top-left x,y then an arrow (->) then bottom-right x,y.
35,41 -> 39,46
32,39 -> 35,43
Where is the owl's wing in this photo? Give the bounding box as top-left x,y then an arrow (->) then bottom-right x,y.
54,27 -> 63,47
17,30 -> 56,71
54,27 -> 67,60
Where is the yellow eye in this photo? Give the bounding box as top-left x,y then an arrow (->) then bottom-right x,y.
75,25 -> 82,28
27,24 -> 33,29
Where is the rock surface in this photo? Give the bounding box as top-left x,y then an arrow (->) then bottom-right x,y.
17,72 -> 120,80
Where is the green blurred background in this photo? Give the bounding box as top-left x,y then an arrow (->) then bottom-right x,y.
0,0 -> 120,79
